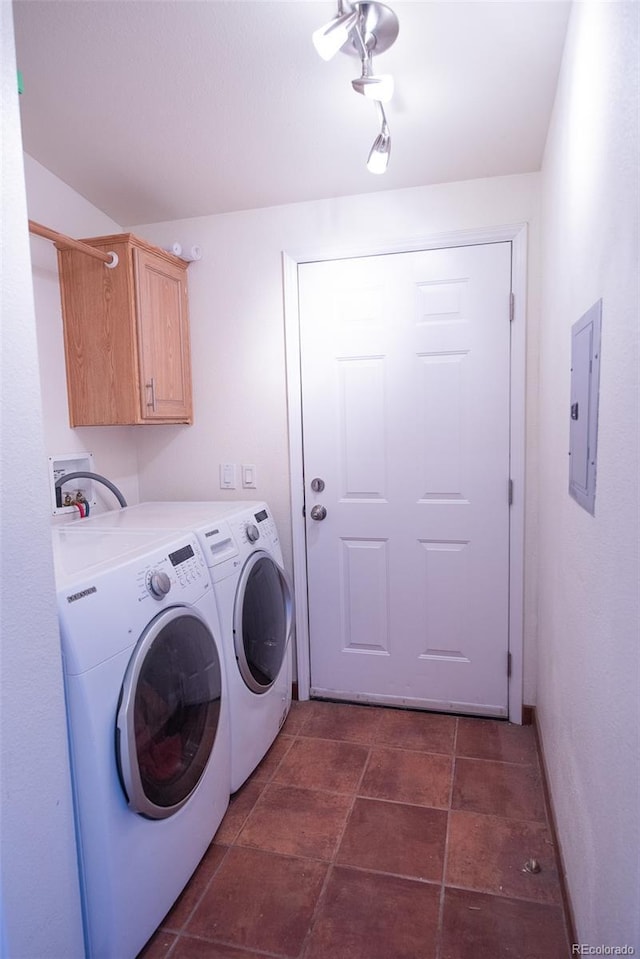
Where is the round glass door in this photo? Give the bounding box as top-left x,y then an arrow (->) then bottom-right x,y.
233,552 -> 293,694
116,607 -> 222,819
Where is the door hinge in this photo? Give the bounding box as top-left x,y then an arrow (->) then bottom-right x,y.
507,651 -> 512,677
508,478 -> 513,505
509,292 -> 515,323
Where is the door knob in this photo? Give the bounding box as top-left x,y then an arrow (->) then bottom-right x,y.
310,505 -> 327,521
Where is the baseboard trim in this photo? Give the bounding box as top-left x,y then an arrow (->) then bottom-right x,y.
530,705 -> 578,948
522,704 -> 534,725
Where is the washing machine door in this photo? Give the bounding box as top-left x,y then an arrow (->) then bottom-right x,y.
233,551 -> 293,694
116,606 -> 223,819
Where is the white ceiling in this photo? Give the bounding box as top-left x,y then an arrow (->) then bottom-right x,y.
13,0 -> 571,226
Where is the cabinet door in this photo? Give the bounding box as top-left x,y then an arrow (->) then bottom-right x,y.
134,248 -> 193,423
58,242 -> 140,426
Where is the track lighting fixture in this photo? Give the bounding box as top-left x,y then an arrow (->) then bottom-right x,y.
313,1 -> 399,173
312,9 -> 358,61
352,52 -> 394,103
367,103 -> 391,174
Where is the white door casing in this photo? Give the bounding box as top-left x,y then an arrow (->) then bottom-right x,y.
283,225 -> 527,723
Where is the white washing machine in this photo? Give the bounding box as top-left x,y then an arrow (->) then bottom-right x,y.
52,526 -> 231,959
69,502 -> 294,792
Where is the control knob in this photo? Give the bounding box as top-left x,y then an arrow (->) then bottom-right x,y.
246,523 -> 260,543
147,569 -> 171,599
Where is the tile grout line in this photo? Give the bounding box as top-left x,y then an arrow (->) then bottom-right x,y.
172,928 -> 294,959
453,753 -> 540,767
160,931 -> 180,959
438,879 -> 567,908
434,716 -> 458,959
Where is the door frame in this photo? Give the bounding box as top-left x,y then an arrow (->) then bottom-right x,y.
283,223 -> 527,724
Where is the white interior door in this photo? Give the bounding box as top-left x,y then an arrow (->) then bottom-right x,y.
298,242 -> 513,717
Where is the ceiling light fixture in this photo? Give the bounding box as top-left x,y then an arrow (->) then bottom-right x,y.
313,1 -> 399,173
352,52 -> 394,103
312,9 -> 358,61
367,103 -> 391,174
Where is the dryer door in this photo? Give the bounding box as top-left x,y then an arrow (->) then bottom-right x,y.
116,606 -> 223,819
233,551 -> 293,694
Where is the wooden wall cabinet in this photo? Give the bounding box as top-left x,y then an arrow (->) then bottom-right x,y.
57,233 -> 193,426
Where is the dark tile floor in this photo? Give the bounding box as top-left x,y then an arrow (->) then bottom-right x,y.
140,700 -> 571,959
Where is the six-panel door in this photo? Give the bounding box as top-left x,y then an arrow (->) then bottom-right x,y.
299,242 -> 512,716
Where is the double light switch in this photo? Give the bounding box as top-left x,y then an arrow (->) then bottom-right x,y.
219,463 -> 257,490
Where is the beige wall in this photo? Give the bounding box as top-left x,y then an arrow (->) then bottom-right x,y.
130,173 -> 542,704
537,1 -> 639,946
0,6 -> 84,955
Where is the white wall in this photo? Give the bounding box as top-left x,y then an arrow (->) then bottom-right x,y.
537,1 -> 639,946
0,5 -> 84,956
131,172 -> 542,702
24,156 -> 141,515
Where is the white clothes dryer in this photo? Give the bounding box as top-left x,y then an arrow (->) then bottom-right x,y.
70,502 -> 294,792
52,527 -> 231,959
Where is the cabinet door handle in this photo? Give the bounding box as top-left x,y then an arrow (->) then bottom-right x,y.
146,377 -> 156,411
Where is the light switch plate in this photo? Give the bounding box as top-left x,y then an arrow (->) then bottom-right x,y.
219,463 -> 237,489
241,464 -> 257,489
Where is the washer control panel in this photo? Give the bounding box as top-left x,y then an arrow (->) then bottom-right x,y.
138,538 -> 208,603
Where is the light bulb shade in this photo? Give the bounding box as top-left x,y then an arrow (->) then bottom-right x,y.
351,73 -> 394,102
367,131 -> 391,174
312,11 -> 358,61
